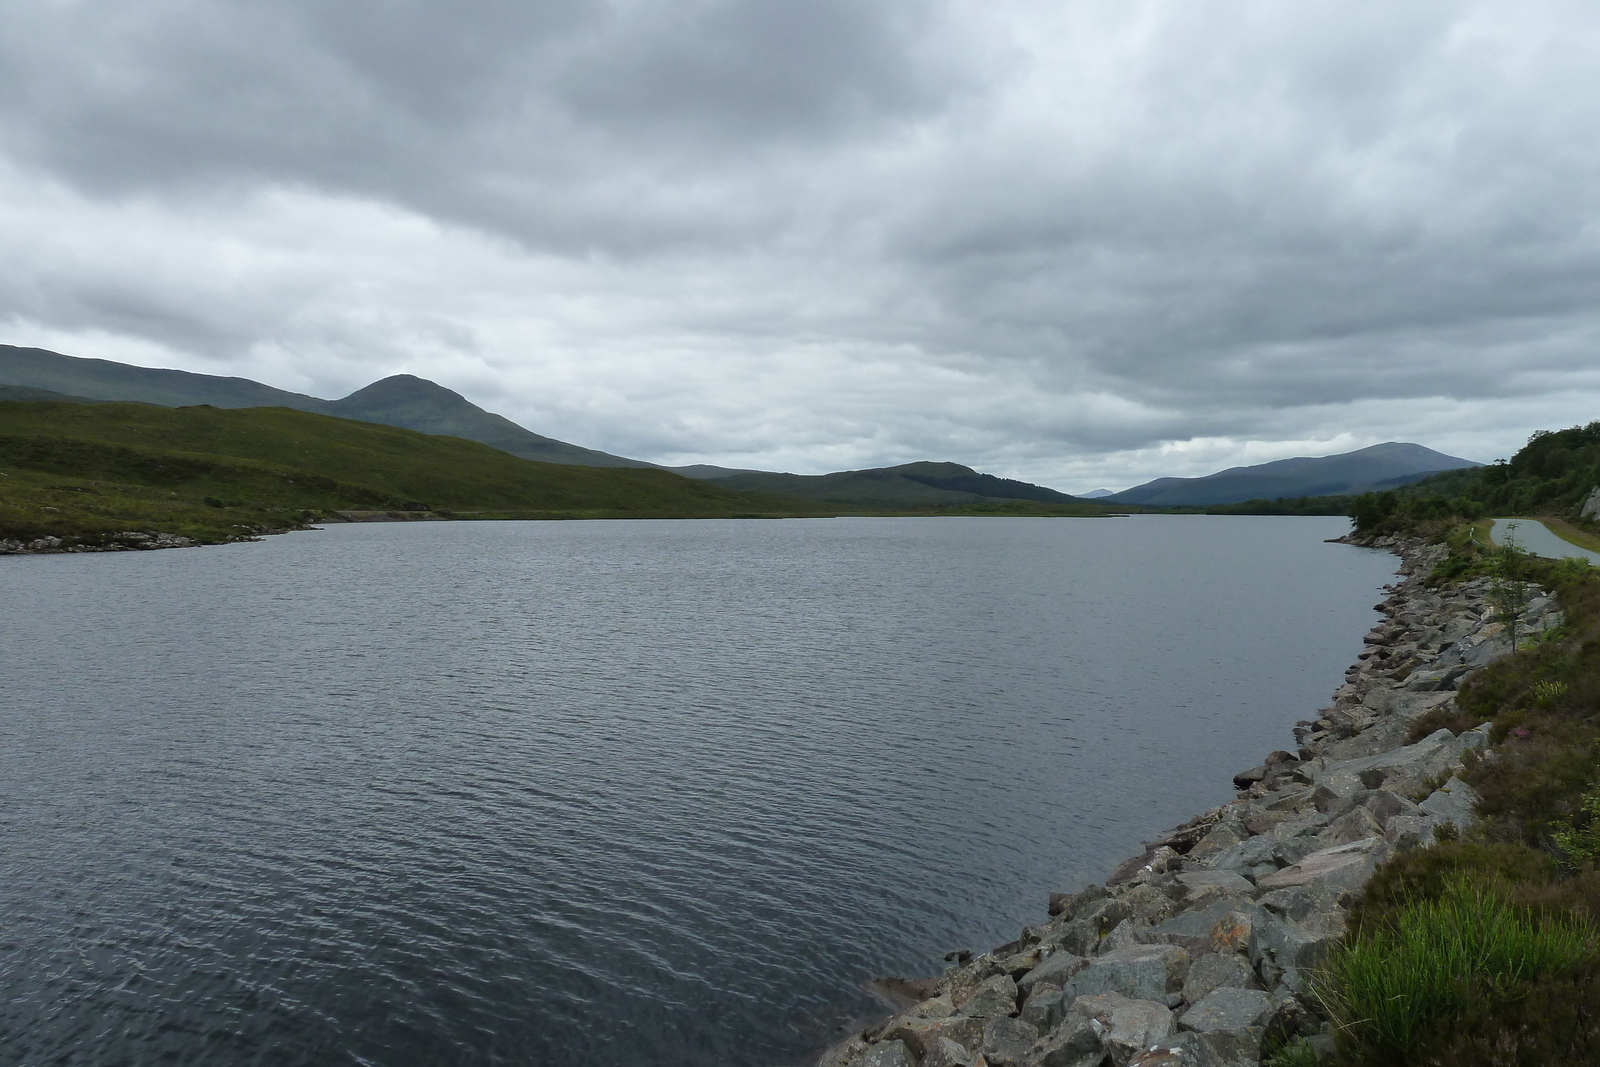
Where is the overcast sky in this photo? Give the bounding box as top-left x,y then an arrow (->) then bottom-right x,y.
1,0 -> 1597,492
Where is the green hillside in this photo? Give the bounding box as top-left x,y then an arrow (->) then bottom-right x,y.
0,344 -> 654,468
0,401 -> 823,548
1351,422 -> 1600,534
0,383 -> 107,404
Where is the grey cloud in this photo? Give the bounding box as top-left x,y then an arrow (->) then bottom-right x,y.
0,0 -> 959,222
0,0 -> 1597,486
554,0 -> 952,140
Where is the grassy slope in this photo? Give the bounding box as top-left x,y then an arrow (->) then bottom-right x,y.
0,401 -> 826,545
1536,516 -> 1600,554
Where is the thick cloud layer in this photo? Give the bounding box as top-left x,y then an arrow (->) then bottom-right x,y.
1,0 -> 1596,490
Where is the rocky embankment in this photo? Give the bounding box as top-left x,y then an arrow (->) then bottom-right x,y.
822,535 -> 1561,1067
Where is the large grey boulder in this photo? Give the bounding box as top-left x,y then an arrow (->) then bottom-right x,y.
1175,870 -> 1255,905
1250,909 -> 1346,988
1364,789 -> 1423,826
921,1037 -> 974,1067
1384,814 -> 1438,852
882,1014 -> 984,1059
1254,837 -> 1380,894
957,973 -> 1019,1018
1180,952 -> 1262,1005
1311,729 -> 1467,798
1144,900 -> 1258,955
1177,987 -> 1275,1033
1022,1013 -> 1108,1067
1255,882 -> 1348,924
1066,992 -> 1179,1067
1196,835 -> 1277,876
940,953 -> 1005,1002
846,1040 -> 917,1067
1019,988 -> 1067,1031
1418,776 -> 1479,830
1064,944 -> 1190,1003
1019,950 -> 1090,993
1186,821 -> 1249,861
1321,805 -> 1385,846
1120,882 -> 1182,925
982,1016 -> 1041,1066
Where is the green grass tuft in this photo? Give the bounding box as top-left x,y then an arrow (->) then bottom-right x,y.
1263,1037 -> 1323,1067
1318,878 -> 1595,1065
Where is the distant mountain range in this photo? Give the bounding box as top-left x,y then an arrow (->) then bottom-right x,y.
0,345 -> 1095,510
1106,443 -> 1481,507
2,344 -> 1479,513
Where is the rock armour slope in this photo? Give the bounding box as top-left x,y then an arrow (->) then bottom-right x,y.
819,534 -> 1558,1067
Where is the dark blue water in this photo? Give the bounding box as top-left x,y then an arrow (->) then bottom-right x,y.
0,516 -> 1394,1066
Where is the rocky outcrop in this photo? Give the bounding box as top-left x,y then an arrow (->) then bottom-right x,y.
0,530 -> 203,554
821,536 -> 1556,1067
1582,487 -> 1600,521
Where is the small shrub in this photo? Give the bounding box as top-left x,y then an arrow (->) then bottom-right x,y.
1472,720 -> 1600,834
1533,679 -> 1571,707
1552,780 -> 1600,867
1346,842 -> 1558,937
1319,878 -> 1595,1065
1409,959 -> 1600,1065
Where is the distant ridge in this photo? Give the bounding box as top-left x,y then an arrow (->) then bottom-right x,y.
702,461 -> 1091,508
1108,443 -> 1481,507
0,344 -> 329,410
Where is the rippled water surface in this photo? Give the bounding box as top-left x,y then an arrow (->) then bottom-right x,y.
1,516 -> 1395,1066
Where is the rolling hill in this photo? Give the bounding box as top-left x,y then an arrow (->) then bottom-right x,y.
0,400 -> 823,548
1107,443 -> 1480,507
0,345 -> 651,468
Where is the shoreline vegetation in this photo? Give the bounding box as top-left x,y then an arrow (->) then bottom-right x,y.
0,399 -> 1122,555
814,422 -> 1600,1067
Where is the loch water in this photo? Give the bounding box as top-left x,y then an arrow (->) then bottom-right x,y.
0,516 -> 1396,1066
